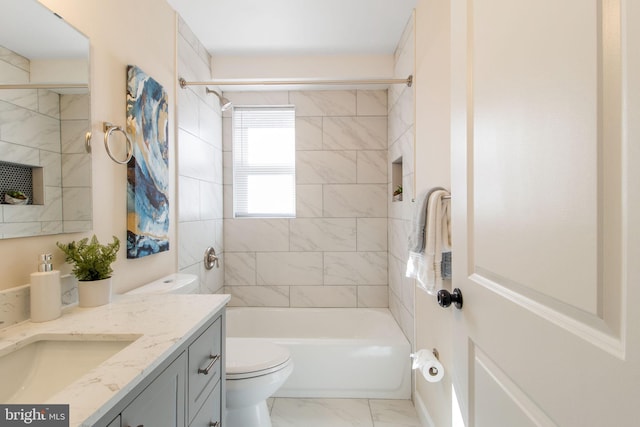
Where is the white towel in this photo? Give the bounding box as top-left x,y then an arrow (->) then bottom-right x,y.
420,190 -> 451,294
407,187 -> 445,253
406,188 -> 447,290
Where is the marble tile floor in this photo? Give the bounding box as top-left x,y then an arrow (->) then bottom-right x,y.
267,398 -> 422,427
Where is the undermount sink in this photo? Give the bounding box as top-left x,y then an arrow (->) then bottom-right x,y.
0,335 -> 138,403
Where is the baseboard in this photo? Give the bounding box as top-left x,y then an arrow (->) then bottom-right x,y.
415,392 -> 436,427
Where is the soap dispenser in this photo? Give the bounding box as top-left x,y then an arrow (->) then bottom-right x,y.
30,253 -> 62,322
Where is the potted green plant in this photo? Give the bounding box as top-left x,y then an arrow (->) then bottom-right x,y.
57,235 -> 120,307
393,185 -> 403,201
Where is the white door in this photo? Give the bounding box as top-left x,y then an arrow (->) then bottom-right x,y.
450,0 -> 640,425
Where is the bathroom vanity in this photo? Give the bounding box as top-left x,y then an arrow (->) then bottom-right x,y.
0,293 -> 229,426
103,310 -> 224,427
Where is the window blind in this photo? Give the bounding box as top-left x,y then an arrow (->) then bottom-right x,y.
232,106 -> 296,218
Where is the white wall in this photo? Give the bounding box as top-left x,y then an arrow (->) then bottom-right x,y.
213,54 -> 394,82
413,0 -> 453,425
30,59 -> 89,84
0,0 -> 177,293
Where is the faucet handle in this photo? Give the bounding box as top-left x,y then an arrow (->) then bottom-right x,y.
204,247 -> 219,270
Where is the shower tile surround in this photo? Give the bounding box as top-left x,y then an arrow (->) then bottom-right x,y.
176,17 -> 224,293
222,90 -> 389,308
0,16 -> 412,337
388,16 -> 416,347
0,46 -> 91,238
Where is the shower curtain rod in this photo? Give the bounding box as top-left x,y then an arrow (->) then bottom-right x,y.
0,83 -> 88,90
178,75 -> 413,88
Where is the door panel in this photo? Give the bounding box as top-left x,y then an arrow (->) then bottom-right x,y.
473,0 -> 599,315
451,0 -> 638,425
473,344 -> 552,427
467,0 -> 623,346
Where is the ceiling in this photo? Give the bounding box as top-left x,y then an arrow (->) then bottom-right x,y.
167,0 -> 417,56
0,0 -> 88,59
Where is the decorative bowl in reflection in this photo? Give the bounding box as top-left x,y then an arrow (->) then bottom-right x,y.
4,194 -> 28,205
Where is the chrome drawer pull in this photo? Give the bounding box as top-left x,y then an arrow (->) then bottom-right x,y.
198,354 -> 220,375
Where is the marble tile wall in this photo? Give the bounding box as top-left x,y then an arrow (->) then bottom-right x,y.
60,93 -> 91,233
176,16 -> 224,293
0,47 -> 91,238
388,16 -> 416,347
222,89 -> 389,308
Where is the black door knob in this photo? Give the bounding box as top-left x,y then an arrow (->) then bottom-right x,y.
437,288 -> 463,309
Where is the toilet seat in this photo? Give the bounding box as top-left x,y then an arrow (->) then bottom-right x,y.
226,338 -> 291,380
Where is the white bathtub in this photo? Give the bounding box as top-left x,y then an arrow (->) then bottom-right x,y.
226,307 -> 411,399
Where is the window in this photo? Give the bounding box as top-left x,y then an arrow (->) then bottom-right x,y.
232,106 -> 296,218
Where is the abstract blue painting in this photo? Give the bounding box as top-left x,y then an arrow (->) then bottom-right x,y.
125,65 -> 169,259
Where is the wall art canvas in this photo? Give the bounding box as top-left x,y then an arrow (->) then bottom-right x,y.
125,65 -> 170,258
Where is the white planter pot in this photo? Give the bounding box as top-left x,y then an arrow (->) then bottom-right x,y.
4,194 -> 28,205
78,277 -> 112,307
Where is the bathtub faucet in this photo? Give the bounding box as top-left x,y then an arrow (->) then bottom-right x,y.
204,247 -> 219,269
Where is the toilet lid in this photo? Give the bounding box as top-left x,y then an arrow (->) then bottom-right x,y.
226,338 -> 291,378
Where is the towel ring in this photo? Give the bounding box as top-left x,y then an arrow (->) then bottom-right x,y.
85,131 -> 92,153
103,122 -> 133,164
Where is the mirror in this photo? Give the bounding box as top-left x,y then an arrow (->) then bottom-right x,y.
0,0 -> 92,239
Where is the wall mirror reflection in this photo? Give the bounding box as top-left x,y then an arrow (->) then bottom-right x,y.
0,0 -> 92,239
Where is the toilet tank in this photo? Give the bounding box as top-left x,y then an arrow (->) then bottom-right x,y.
124,273 -> 199,295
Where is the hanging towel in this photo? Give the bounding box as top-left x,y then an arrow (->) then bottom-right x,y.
406,188 -> 451,293
417,189 -> 451,294
407,187 -> 445,253
441,252 -> 452,279
440,196 -> 452,280
406,189 -> 438,288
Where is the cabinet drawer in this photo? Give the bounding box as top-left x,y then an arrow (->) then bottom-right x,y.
189,381 -> 221,427
188,316 -> 222,423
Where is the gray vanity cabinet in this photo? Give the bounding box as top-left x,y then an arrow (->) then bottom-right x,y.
99,310 -> 225,427
190,381 -> 221,427
188,316 -> 222,425
121,352 -> 187,427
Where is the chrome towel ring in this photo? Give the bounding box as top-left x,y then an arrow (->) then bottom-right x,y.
103,122 -> 133,164
85,131 -> 92,153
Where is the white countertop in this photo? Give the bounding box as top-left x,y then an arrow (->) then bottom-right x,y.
0,293 -> 230,426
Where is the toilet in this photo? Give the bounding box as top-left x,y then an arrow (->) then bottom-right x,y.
123,273 -> 293,427
225,338 -> 293,427
123,273 -> 200,295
